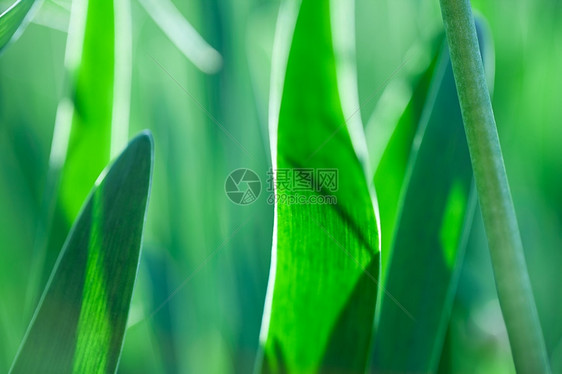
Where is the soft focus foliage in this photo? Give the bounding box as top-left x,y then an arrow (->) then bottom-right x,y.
0,0 -> 560,373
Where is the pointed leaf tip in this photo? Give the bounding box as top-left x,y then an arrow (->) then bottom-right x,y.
10,131 -> 154,374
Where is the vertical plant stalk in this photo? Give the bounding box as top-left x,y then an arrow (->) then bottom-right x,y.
438,1 -> 551,373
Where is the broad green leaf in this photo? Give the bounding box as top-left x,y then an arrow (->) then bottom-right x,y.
258,0 -> 379,372
31,0 -> 132,297
371,20 -> 494,373
0,0 -> 36,50
10,132 -> 154,374
372,38 -> 443,275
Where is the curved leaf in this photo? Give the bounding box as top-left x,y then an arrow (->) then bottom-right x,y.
138,0 -> 222,74
0,0 -> 36,51
30,0 -> 132,301
372,38 -> 443,275
371,19 -> 494,373
257,0 -> 379,372
10,132 -> 153,374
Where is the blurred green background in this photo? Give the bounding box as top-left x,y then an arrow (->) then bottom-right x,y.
0,0 -> 560,373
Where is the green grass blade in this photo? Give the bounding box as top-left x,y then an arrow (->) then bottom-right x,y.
30,0 -> 132,299
54,0 -> 117,221
372,44 -> 474,373
257,0 -> 380,372
371,21 -> 494,373
439,1 -> 551,372
0,0 -> 37,51
10,132 -> 154,374
138,0 -> 222,74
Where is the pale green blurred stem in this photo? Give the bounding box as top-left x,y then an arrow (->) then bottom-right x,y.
438,1 -> 551,373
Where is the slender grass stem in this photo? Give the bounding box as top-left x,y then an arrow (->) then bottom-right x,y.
438,1 -> 551,373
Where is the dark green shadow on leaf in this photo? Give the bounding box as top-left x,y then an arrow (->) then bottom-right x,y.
258,0 -> 379,372
374,38 -> 442,275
